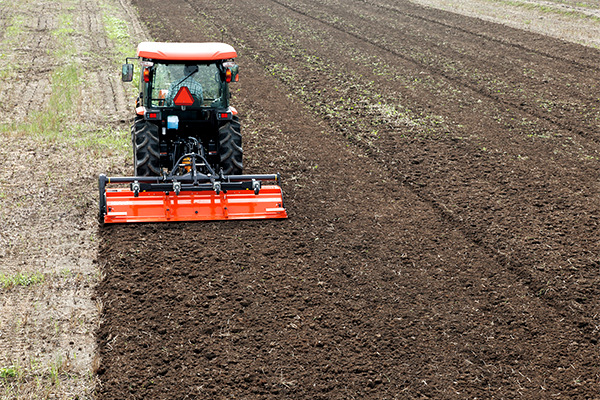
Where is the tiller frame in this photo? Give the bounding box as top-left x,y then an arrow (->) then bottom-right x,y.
99,151 -> 287,223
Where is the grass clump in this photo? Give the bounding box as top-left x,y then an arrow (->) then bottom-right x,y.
0,353 -> 83,397
0,366 -> 18,379
0,271 -> 45,288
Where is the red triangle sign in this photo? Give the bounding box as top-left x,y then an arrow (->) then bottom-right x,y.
173,86 -> 195,106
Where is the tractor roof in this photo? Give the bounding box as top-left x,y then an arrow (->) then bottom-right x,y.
137,42 -> 237,61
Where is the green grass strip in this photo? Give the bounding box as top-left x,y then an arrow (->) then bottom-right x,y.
0,272 -> 45,288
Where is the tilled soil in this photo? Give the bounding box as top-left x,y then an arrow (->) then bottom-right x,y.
96,0 -> 600,398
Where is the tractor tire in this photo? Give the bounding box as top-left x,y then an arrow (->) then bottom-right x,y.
132,116 -> 160,176
218,118 -> 243,175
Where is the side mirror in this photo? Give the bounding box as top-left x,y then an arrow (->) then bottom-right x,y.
122,64 -> 134,82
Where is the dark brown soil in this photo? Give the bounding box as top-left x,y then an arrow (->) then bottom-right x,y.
96,0 -> 600,398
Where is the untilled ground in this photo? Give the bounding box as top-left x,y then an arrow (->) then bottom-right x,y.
95,0 -> 600,398
0,0 -> 143,396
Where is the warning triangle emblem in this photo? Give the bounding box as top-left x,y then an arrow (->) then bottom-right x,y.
173,86 -> 195,106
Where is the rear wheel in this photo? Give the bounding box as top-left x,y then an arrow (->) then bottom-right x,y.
218,118 -> 243,175
132,116 -> 160,176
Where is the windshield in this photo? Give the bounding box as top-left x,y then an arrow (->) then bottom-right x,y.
150,63 -> 224,107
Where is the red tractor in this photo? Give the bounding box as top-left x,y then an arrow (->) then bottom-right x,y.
98,42 -> 287,223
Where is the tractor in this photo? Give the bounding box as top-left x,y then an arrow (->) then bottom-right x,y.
98,42 -> 287,223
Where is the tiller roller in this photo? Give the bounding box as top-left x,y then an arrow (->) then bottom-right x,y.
98,42 -> 287,224
99,153 -> 286,223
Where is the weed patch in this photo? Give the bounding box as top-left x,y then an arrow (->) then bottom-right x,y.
0,272 -> 45,289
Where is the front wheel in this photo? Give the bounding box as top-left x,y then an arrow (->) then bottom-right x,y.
132,116 -> 160,176
218,118 -> 243,175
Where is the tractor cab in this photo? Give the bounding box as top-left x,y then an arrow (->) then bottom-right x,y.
122,43 -> 239,111
121,42 -> 242,177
